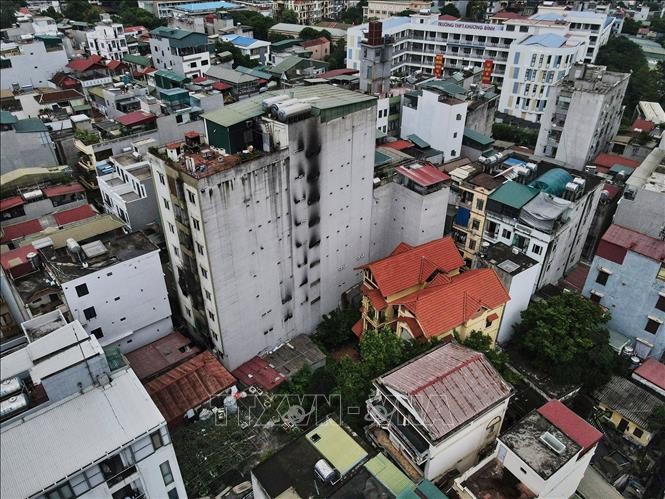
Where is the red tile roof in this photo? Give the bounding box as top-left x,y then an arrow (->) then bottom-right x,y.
597,224 -> 665,264
146,351 -> 236,426
383,139 -> 414,151
0,244 -> 36,278
125,331 -> 201,381
318,68 -> 358,79
537,400 -> 603,452
380,343 -> 512,440
400,316 -> 424,339
106,60 -> 126,71
35,89 -> 84,104
192,75 -> 208,83
232,356 -> 286,391
301,36 -> 329,48
492,10 -> 527,19
592,153 -> 639,173
52,204 -> 96,226
0,196 -> 24,212
116,110 -> 156,127
630,118 -> 655,134
124,26 -> 147,33
562,262 -> 590,292
67,55 -> 104,72
352,318 -> 363,338
633,358 -> 665,391
397,268 -> 510,337
42,182 -> 85,198
396,163 -> 450,187
438,14 -> 460,20
212,81 -> 232,91
1,219 -> 43,242
361,284 -> 387,311
390,242 -> 413,256
358,237 -> 464,297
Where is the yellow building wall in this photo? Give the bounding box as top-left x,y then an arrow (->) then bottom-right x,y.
598,404 -> 653,447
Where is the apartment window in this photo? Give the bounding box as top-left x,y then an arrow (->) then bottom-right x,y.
175,114 -> 183,124
471,219 -> 480,231
455,114 -> 462,121
168,489 -> 179,499
163,198 -> 170,210
91,327 -> 104,338
75,283 -> 89,297
201,60 -> 209,66
531,243 -> 543,256
160,461 -> 174,486
83,306 -> 97,320
513,51 -> 520,64
46,483 -> 74,499
173,245 -> 179,257
453,132 -> 457,138
151,430 -> 164,450
633,427 -> 644,439
208,311 -> 215,322
192,217 -> 201,230
596,269 -> 611,285
200,266 -> 208,279
502,229 -> 512,239
589,291 -> 602,304
168,222 -> 175,234
656,294 -> 665,312
187,190 -> 196,204
468,239 -> 476,250
190,61 -> 197,68
645,317 -> 661,334
205,289 -> 212,300
197,242 -> 204,255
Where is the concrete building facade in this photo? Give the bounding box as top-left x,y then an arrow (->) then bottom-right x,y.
149,85 -> 376,369
0,38 -> 69,90
86,21 -> 130,61
535,64 -> 630,169
149,27 -> 211,78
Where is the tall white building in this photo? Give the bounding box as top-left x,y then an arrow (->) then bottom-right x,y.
149,27 -> 211,78
498,33 -> 585,123
0,37 -> 69,90
273,0 -> 330,24
535,64 -> 629,170
0,312 -> 187,499
86,20 -> 129,61
149,85 -> 376,369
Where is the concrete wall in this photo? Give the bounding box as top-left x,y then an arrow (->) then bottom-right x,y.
0,41 -> 68,89
0,129 -> 59,173
494,262 -> 541,345
61,250 -> 173,353
369,181 -> 449,261
583,252 -> 665,359
4,196 -> 86,225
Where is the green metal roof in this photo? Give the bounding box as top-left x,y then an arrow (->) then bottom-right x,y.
13,118 -> 48,133
203,84 -> 376,127
150,26 -> 196,39
271,38 -> 302,50
269,55 -> 308,75
609,164 -> 634,176
489,181 -> 539,209
463,127 -> 494,147
609,329 -> 631,353
236,66 -> 272,80
419,78 -> 466,96
123,53 -> 151,67
0,111 -> 18,125
364,454 -> 414,496
397,480 -> 449,499
407,134 -> 430,149
305,420 -> 367,475
375,150 -> 391,166
88,86 -> 106,99
154,70 -> 189,83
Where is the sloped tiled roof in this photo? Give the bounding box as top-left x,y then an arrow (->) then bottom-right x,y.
42,182 -> 85,198
379,343 -> 512,440
146,351 -> 236,426
358,237 -> 464,297
397,268 -> 510,337
67,55 -> 104,72
52,204 -> 96,226
0,196 -> 24,212
537,400 -> 602,452
633,358 -> 665,392
599,224 -> 665,263
1,218 -> 43,242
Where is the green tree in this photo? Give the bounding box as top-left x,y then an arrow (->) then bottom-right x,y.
440,3 -> 461,17
1,0 -> 27,30
314,307 -> 359,350
466,1 -> 487,21
62,0 -> 103,23
326,39 -> 347,69
397,9 -> 416,16
512,293 -> 618,390
279,9 -> 299,23
299,26 -> 324,40
340,0 -> 365,25
115,6 -> 165,30
621,17 -> 641,35
491,123 -> 539,147
215,40 -> 257,68
359,327 -> 406,379
228,10 -> 276,40
650,15 -> 665,34
42,6 -> 63,21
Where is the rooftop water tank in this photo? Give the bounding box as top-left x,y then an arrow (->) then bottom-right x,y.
0,377 -> 23,399
529,168 -> 573,197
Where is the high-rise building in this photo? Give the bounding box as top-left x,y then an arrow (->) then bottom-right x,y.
535,64 -> 629,170
148,85 -> 376,369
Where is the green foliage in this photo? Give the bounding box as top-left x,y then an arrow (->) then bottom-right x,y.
440,3 -> 461,17
299,27 -> 329,40
466,1 -> 487,21
42,6 -> 63,21
648,405 -> 665,432
62,0 -> 104,23
214,40 -> 257,68
340,0 -> 365,25
492,123 -> 539,147
457,330 -> 516,381
278,9 -> 298,24
268,32 -> 294,43
114,6 -> 166,30
75,129 -> 100,145
228,10 -> 276,40
326,39 -> 347,70
650,15 -> 665,34
1,0 -> 27,30
621,17 -> 641,35
314,307 -> 359,350
397,9 -> 416,16
512,293 -> 618,390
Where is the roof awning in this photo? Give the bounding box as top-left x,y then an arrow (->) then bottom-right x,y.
407,134 -> 430,149
608,329 -> 631,353
486,313 -> 499,322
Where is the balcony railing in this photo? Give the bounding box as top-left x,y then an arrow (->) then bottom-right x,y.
105,465 -> 137,488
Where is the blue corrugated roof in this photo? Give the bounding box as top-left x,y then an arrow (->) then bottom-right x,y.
521,33 -> 567,48
228,35 -> 260,47
176,1 -> 240,11
530,12 -> 565,21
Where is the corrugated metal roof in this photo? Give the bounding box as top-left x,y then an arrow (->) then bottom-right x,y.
594,376 -> 664,430
489,181 -> 539,210
537,400 -> 602,452
379,343 -> 512,441
53,204 -> 97,226
125,331 -> 201,381
463,127 -> 494,147
42,182 -> 85,198
396,163 -> 450,187
633,358 -> 665,391
232,355 -> 285,390
599,224 -> 665,262
305,419 -> 368,475
364,454 -> 414,495
1,218 -> 43,242
0,195 -> 24,211
0,370 -> 165,499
